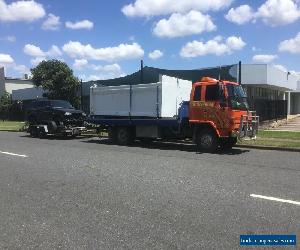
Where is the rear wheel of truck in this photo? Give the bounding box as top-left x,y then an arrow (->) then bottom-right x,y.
196,128 -> 218,153
116,127 -> 134,145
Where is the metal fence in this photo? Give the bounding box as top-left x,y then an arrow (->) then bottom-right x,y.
248,99 -> 287,122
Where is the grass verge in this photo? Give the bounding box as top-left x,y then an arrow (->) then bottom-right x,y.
0,121 -> 24,131
238,130 -> 300,149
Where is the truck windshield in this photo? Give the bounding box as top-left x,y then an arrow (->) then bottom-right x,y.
50,100 -> 74,109
226,84 -> 248,111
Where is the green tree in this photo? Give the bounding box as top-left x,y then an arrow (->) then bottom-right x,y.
31,60 -> 80,107
0,91 -> 12,121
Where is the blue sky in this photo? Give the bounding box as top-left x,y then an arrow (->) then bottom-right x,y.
0,0 -> 300,81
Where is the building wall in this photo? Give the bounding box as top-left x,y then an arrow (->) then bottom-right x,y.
267,65 -> 298,90
291,92 -> 300,114
5,83 -> 34,94
12,87 -> 45,101
241,64 -> 298,90
241,64 -> 267,85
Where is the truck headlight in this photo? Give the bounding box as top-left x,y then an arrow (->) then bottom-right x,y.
65,112 -> 72,116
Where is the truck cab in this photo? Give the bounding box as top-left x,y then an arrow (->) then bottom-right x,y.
189,77 -> 258,151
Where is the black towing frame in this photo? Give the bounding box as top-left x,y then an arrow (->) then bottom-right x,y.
28,124 -> 87,138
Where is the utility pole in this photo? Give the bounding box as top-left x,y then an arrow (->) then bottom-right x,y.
238,61 -> 242,85
140,60 -> 144,85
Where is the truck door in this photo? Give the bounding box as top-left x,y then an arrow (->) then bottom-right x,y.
204,84 -> 229,129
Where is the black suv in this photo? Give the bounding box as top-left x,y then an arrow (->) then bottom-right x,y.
26,99 -> 86,129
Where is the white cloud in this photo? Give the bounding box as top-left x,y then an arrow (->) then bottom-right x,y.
149,50 -> 163,60
65,20 -> 94,30
0,0 -> 45,22
0,53 -> 14,64
30,57 -> 46,66
122,0 -> 234,17
180,36 -> 246,58
47,45 -> 62,57
0,53 -> 29,75
13,64 -> 29,74
153,11 -> 216,38
62,41 -> 144,62
279,32 -> 300,54
42,13 -> 61,30
24,44 -> 62,58
252,54 -> 278,63
273,64 -> 288,72
78,64 -> 124,81
225,5 -> 254,25
24,44 -> 46,57
256,0 -> 300,26
227,0 -> 300,26
73,59 -> 89,70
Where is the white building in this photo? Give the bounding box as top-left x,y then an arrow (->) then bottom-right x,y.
0,67 -> 44,99
240,64 -> 300,115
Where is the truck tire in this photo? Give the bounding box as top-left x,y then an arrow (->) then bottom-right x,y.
116,127 -> 134,145
196,128 -> 218,153
220,137 -> 237,150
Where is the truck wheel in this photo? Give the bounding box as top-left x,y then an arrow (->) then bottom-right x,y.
117,127 -> 134,145
220,137 -> 237,150
196,128 -> 218,153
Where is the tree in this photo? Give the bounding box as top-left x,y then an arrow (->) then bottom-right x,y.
31,60 -> 80,107
0,91 -> 12,121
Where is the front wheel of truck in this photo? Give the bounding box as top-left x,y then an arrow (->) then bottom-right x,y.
196,128 -> 218,153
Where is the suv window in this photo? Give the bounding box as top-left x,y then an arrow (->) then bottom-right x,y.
193,86 -> 201,101
205,85 -> 219,101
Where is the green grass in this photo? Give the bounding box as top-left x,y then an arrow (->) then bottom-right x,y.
257,130 -> 300,140
0,121 -> 24,131
239,138 -> 300,148
238,130 -> 300,148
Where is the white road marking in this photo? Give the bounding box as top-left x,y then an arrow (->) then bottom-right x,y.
0,151 -> 28,158
250,194 -> 300,206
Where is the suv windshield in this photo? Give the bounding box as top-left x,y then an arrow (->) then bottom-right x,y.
226,84 -> 249,111
50,100 -> 74,109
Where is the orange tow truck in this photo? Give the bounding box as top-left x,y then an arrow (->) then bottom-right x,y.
189,77 -> 258,151
88,76 -> 259,152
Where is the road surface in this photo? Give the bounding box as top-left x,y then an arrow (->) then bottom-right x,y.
0,132 -> 299,249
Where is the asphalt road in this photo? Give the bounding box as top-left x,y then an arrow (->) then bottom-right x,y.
0,132 -> 299,249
